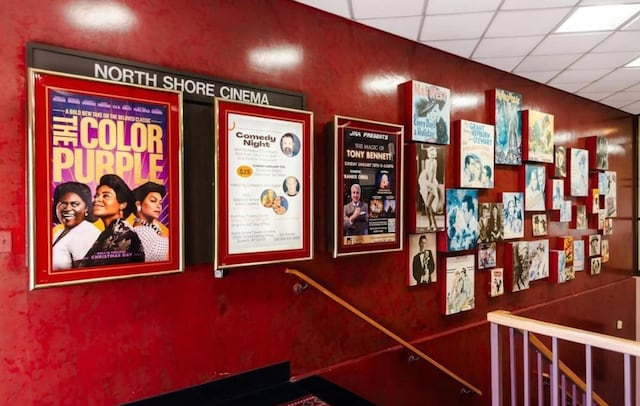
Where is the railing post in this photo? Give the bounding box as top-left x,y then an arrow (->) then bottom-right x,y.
551,337 -> 559,406
624,353 -> 631,406
510,328 -> 516,406
537,352 -> 542,406
523,331 -> 529,406
491,322 -> 502,406
585,344 -> 592,406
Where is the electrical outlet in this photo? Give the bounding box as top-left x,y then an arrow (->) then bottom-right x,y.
0,230 -> 11,253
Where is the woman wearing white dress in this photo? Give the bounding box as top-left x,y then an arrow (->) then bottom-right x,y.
51,182 -> 100,270
132,181 -> 169,262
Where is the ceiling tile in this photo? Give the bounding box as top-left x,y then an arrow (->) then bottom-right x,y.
622,15 -> 640,30
485,9 -> 572,37
592,31 -> 640,53
532,32 -> 611,55
427,0 -> 501,14
425,39 -> 480,58
473,36 -> 543,58
576,91 -> 614,101
569,51 -> 639,69
360,16 -> 423,40
501,0 -> 579,9
552,68 -> 612,83
292,0 -> 351,18
580,0 -> 640,6
618,100 -> 640,114
579,78 -> 638,92
352,0 -> 424,19
517,70 -> 562,82
515,54 -> 582,72
547,82 -> 589,92
421,12 -> 494,41
602,90 -> 640,103
473,56 -> 525,72
600,67 -> 640,81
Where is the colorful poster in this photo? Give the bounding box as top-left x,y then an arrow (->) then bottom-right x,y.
458,120 -> 495,188
444,189 -> 478,252
28,69 -> 183,289
502,192 -> 524,239
569,148 -> 589,197
442,254 -> 475,315
215,99 -> 313,268
333,116 -> 403,257
492,89 -> 522,165
523,110 -> 554,163
524,164 -> 546,211
406,80 -> 450,144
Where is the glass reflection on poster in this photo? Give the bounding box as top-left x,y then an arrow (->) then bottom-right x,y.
28,69 -> 183,289
214,99 -> 313,268
331,116 -> 403,257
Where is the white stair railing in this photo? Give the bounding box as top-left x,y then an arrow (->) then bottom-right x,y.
488,310 -> 640,406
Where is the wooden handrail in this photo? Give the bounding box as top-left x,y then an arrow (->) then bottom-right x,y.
286,268 -> 482,396
528,333 -> 608,406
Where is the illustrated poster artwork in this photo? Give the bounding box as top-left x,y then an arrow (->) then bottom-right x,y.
408,80 -> 450,144
524,110 -> 554,163
574,205 -> 587,230
478,242 -> 497,269
458,120 -> 495,188
554,145 -> 567,177
524,164 -> 546,211
415,144 -> 445,232
603,171 -> 617,217
408,233 -> 437,286
477,203 -> 503,244
588,136 -> 609,170
502,192 -> 524,239
510,241 -> 531,292
551,250 -> 567,283
551,179 -> 564,210
601,239 -> 609,263
569,148 -> 589,197
573,240 -> 585,271
532,214 -> 547,237
444,189 -> 479,251
443,254 -> 475,315
492,89 -> 522,165
489,268 -> 504,297
560,201 -> 572,223
528,239 -> 549,282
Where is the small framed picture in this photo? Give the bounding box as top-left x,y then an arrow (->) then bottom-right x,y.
532,214 -> 547,236
408,233 -> 437,286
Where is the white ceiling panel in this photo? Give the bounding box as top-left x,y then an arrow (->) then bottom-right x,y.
290,0 -> 640,113
552,68 -> 612,83
360,16 -> 423,40
532,32 -> 611,55
501,0 -> 579,10
485,9 -> 572,37
592,31 -> 640,53
473,36 -> 543,58
426,0 -> 502,14
474,56 -> 524,72
352,0 -> 424,19
515,54 -> 582,72
420,13 -> 493,41
424,39 -> 480,58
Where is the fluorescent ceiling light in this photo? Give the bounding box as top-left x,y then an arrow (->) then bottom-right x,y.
625,56 -> 640,67
556,4 -> 640,33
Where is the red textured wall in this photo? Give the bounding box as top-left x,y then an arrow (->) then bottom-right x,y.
1,1 -> 635,404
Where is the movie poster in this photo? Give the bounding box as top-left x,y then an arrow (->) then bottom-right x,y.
491,89 -> 522,165
215,99 -> 313,268
404,80 -> 450,144
28,69 -> 183,289
523,110 -> 554,163
457,120 -> 495,188
442,254 -> 475,315
333,116 -> 403,257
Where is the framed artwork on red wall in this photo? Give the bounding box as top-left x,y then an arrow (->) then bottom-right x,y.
522,110 -> 554,163
402,80 -> 450,144
214,99 -> 313,269
405,143 -> 445,233
329,115 -> 403,257
27,69 -> 184,289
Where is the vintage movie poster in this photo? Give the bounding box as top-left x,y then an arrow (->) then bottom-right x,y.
560,200 -> 572,222
215,99 -> 313,268
442,254 -> 475,315
550,250 -> 567,284
488,268 -> 504,297
549,179 -> 564,210
587,234 -> 601,257
478,242 -> 497,269
554,145 -> 567,177
532,214 -> 547,237
490,89 -> 522,165
412,144 -> 445,233
524,164 -> 546,211
587,136 -> 609,170
408,233 -> 437,286
603,171 -> 617,217
457,120 -> 495,188
442,189 -> 478,252
502,192 -> 524,239
601,239 -> 610,263
28,69 -> 183,289
478,203 -> 503,244
507,241 -> 531,292
573,240 -> 585,271
332,116 -> 403,257
590,257 -> 602,275
568,148 -> 589,197
523,110 -> 554,163
404,80 -> 450,144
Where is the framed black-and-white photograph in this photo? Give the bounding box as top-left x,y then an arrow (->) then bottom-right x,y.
407,233 -> 437,286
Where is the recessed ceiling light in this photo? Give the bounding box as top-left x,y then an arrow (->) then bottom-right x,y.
625,56 -> 640,67
556,4 -> 640,33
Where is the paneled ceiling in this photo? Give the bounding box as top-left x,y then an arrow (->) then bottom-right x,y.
293,0 -> 640,114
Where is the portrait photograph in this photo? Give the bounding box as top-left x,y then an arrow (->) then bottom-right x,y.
445,188 -> 478,252
502,192 -> 524,239
588,234 -> 601,257
478,242 -> 497,270
532,214 -> 547,236
590,257 -> 602,275
410,144 -> 445,233
407,233 -> 437,286
477,203 -> 503,244
554,145 -> 566,177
